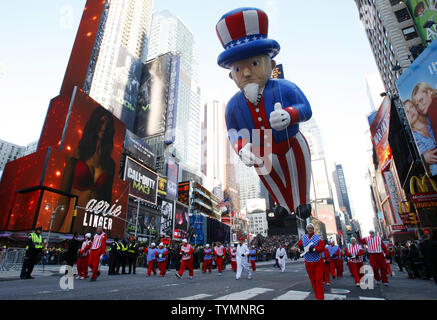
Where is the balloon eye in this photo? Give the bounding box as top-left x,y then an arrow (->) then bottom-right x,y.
235,67 -> 240,72
252,61 -> 258,66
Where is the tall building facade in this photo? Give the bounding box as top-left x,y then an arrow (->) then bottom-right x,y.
0,139 -> 24,174
355,0 -> 424,92
147,10 -> 202,179
87,0 -> 154,131
332,164 -> 353,220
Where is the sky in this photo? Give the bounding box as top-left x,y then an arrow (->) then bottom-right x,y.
0,0 -> 381,235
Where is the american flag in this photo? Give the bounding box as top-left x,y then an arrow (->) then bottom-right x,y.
217,197 -> 231,208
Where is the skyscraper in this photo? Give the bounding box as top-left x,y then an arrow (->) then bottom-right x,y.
355,0 -> 424,92
87,0 -> 154,131
332,163 -> 353,220
146,10 -> 202,178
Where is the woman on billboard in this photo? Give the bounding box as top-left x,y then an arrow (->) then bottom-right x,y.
53,106 -> 116,233
403,99 -> 437,176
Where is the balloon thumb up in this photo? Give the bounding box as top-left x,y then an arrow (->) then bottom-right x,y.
274,102 -> 282,111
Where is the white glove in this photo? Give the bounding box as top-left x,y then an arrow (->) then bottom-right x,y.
238,143 -> 263,167
269,102 -> 291,131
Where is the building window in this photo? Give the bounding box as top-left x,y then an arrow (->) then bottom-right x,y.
390,0 -> 401,5
394,8 -> 411,23
402,26 -> 418,41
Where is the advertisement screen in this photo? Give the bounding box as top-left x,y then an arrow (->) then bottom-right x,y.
166,155 -> 179,201
311,159 -> 331,199
160,200 -> 174,237
369,96 -> 392,171
164,54 -> 180,144
405,0 -> 437,46
173,201 -> 189,240
158,176 -> 167,197
124,130 -> 156,169
124,156 -> 158,205
396,39 -> 437,178
178,181 -> 190,205
315,203 -> 337,235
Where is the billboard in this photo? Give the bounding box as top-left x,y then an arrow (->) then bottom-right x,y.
271,64 -> 284,79
173,201 -> 189,240
369,96 -> 392,172
158,176 -> 167,197
164,55 -> 180,144
160,199 -> 174,237
166,155 -> 179,201
124,130 -> 156,169
315,203 -> 337,235
405,0 -> 437,46
396,39 -> 437,178
177,181 -> 190,206
124,156 -> 158,205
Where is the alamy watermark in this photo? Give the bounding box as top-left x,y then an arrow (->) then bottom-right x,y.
59,265 -> 74,290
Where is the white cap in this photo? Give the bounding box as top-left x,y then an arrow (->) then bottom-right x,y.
85,233 -> 91,238
306,223 -> 315,229
151,242 -> 156,246
205,244 -> 210,247
182,239 -> 187,243
350,237 -> 356,241
159,242 -> 164,247
369,229 -> 375,233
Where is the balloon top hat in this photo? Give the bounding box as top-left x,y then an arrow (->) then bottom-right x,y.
216,7 -> 280,69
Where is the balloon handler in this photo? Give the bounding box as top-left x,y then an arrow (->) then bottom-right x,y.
216,7 -> 312,216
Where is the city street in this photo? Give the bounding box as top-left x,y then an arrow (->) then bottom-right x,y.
1,260 -> 436,300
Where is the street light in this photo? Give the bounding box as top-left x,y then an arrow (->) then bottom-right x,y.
45,204 -> 65,249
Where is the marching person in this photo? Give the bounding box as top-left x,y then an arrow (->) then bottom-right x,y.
108,236 -> 120,275
145,242 -> 158,277
276,243 -> 288,272
20,226 -> 43,280
88,226 -> 107,282
203,244 -> 212,273
156,242 -> 169,276
338,245 -> 345,277
344,237 -> 364,286
127,237 -> 139,275
327,240 -> 340,279
236,238 -> 252,280
76,233 -> 92,280
176,239 -> 194,279
63,232 -> 81,275
297,223 -> 326,300
229,244 -> 237,272
386,249 -> 393,277
356,229 -> 390,286
249,245 -> 257,272
214,241 -> 226,275
322,244 -> 331,286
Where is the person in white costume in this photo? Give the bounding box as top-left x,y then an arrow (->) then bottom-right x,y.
276,243 -> 288,272
236,238 -> 252,280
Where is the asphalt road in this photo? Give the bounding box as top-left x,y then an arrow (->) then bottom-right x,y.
1,260 -> 436,300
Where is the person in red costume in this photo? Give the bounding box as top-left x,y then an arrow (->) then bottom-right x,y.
88,226 -> 106,282
229,244 -> 237,272
176,239 -> 194,279
337,246 -> 344,278
322,245 -> 331,286
203,244 -> 212,273
76,233 -> 92,279
214,241 -> 226,275
327,239 -> 340,279
54,107 -> 116,234
344,237 -> 364,286
356,229 -> 390,286
297,223 -> 326,300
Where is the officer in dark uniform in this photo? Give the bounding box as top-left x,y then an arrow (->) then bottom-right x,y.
118,238 -> 128,274
127,237 -> 139,274
108,236 -> 120,275
20,227 -> 43,279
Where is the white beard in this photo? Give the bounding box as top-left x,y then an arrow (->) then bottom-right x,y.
243,83 -> 261,105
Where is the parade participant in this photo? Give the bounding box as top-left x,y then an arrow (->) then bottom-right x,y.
249,245 -> 257,272
156,243 -> 169,276
76,233 -> 92,280
88,226 -> 106,282
322,245 -> 331,286
145,242 -> 158,277
338,245 -> 345,277
214,241 -> 226,275
344,237 -> 364,286
356,229 -> 390,286
386,249 -> 393,277
203,244 -> 212,273
63,232 -> 81,275
236,238 -> 252,280
20,226 -> 43,280
297,223 -> 326,300
327,240 -> 340,279
276,244 -> 287,272
176,239 -> 194,279
108,236 -> 120,275
229,244 -> 237,272
127,237 -> 139,275
216,7 -> 313,219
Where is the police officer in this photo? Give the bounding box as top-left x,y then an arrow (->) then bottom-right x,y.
108,236 -> 120,275
119,238 -> 128,274
20,226 -> 43,279
127,237 -> 139,274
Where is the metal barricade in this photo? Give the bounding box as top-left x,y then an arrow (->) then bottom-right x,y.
0,248 -> 26,271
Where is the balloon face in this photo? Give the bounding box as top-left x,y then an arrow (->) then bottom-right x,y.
229,55 -> 274,91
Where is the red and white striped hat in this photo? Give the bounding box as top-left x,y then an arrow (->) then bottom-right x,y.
216,7 -> 280,69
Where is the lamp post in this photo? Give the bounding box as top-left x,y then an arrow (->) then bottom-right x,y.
45,204 -> 65,250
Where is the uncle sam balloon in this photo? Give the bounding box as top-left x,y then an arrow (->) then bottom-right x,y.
216,7 -> 312,217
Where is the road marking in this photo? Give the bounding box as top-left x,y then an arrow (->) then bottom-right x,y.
330,288 -> 350,294
37,291 -> 52,294
274,290 -> 310,300
163,284 -> 179,287
215,287 -> 274,300
324,293 -> 347,300
359,296 -> 385,300
179,294 -> 213,300
110,289 -> 119,293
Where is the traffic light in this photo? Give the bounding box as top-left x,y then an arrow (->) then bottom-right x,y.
409,213 -> 418,224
